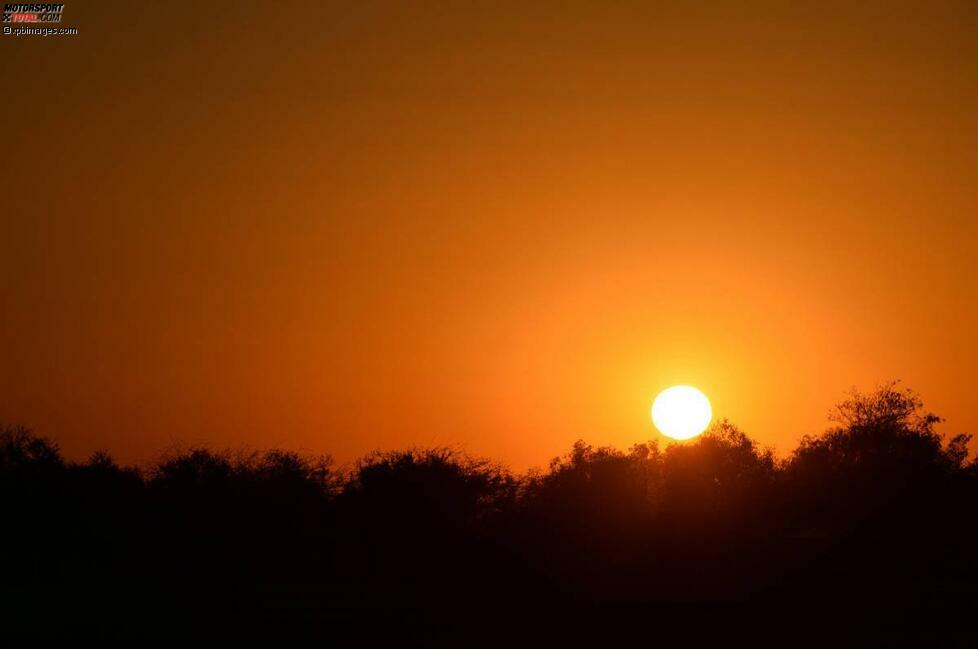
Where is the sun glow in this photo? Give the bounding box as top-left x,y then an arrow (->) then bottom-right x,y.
651,385 -> 712,440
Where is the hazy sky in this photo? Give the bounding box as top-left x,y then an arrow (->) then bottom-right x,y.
2,1 -> 978,468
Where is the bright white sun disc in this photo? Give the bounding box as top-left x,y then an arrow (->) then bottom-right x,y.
651,385 -> 712,440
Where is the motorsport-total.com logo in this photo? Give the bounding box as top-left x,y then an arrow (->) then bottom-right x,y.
2,3 -> 64,22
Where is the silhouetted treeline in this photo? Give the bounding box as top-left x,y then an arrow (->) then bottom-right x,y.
2,384 -> 977,643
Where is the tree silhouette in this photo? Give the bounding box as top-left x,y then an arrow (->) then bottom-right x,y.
1,384 -> 975,641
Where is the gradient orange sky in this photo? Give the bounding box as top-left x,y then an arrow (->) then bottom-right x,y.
2,1 -> 977,468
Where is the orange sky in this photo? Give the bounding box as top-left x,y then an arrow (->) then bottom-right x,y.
2,1 -> 977,469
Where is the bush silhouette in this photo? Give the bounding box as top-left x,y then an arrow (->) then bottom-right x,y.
1,384 -> 976,641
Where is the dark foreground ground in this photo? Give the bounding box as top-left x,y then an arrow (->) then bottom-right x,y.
3,386 -> 977,645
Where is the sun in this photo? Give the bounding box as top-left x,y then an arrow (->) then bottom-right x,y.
651,385 -> 712,440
